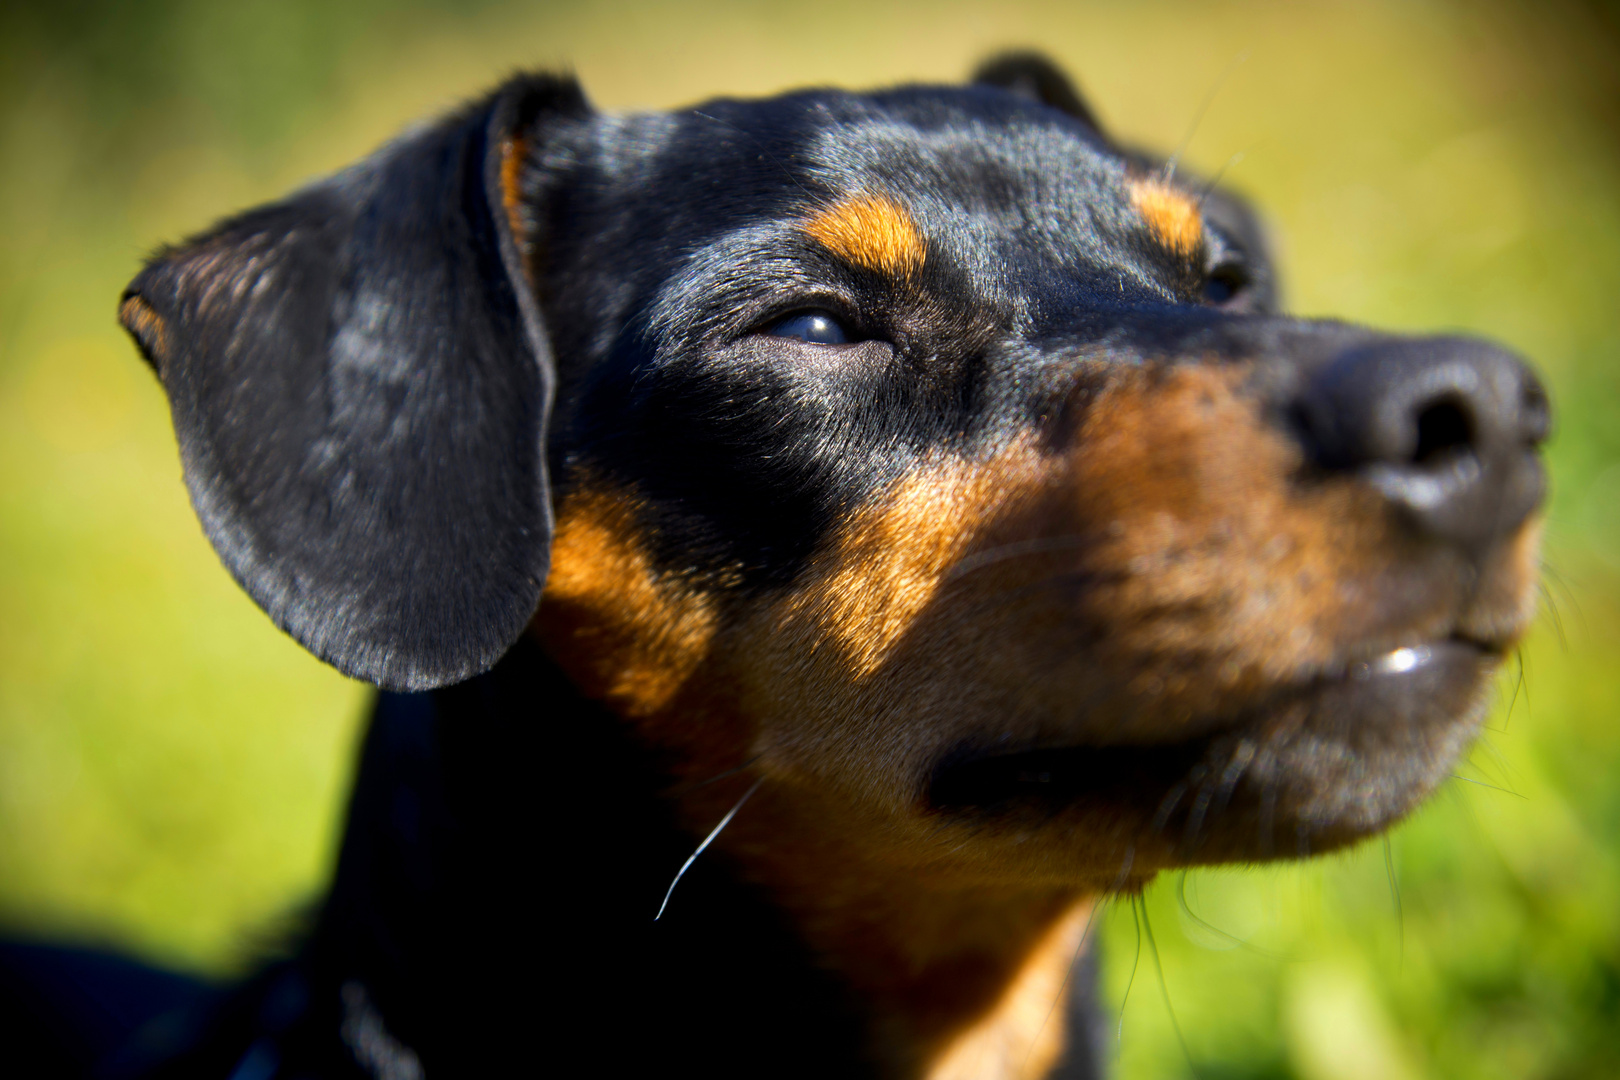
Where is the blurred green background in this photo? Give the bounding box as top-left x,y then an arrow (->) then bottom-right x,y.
2,1 -> 1618,1076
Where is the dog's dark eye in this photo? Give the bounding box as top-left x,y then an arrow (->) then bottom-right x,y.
1203,263 -> 1249,306
768,310 -> 852,345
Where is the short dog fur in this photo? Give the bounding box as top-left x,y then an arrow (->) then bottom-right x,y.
112,53 -> 1547,1079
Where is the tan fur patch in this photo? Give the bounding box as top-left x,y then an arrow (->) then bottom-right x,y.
118,295 -> 169,362
697,781 -> 1092,1080
803,194 -> 927,277
924,900 -> 1095,1080
534,482 -> 718,717
787,454 -> 1040,678
1129,178 -> 1203,256
1456,516 -> 1544,644
499,134 -> 531,261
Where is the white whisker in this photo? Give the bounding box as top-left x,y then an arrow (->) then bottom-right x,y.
655,777 -> 765,921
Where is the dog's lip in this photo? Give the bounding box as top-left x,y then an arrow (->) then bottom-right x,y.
1320,634 -> 1501,685
926,636 -> 1496,811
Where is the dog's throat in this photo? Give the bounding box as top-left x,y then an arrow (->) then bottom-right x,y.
682,779 -> 1099,1080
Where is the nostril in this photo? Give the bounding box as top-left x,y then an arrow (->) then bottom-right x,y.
1411,397 -> 1473,466
1295,335 -> 1548,549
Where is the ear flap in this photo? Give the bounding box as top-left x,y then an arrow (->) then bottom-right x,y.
971,51 -> 1104,133
119,75 -> 589,691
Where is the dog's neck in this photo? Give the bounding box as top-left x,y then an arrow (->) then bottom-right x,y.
710,788 -> 1101,1080
308,638 -> 1101,1079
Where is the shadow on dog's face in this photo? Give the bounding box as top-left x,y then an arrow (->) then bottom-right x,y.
121,56 -> 1546,895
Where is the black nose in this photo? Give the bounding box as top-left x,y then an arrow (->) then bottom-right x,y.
1298,337 -> 1549,548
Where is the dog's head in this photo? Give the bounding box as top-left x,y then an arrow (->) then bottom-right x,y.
121,56 -> 1546,888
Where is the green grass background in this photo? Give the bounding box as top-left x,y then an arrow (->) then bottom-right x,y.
2,1 -> 1618,1076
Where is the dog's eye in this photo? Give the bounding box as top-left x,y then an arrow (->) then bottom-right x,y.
1203,263 -> 1249,306
767,310 -> 853,345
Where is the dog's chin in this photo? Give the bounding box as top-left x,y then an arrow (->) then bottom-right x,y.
927,639 -> 1501,865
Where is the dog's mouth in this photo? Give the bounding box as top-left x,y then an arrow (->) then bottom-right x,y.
927,636 -> 1501,861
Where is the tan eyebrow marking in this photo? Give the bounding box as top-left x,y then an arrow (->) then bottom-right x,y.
1128,178 -> 1204,256
802,194 -> 927,277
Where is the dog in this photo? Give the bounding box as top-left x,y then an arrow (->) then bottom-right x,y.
101,51 -> 1548,1079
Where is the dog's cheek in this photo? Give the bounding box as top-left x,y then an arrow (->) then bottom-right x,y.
724,442 -> 1059,817
1054,363 -> 1467,737
533,482 -> 721,723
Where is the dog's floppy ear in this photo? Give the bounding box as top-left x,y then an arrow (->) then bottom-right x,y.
119,75 -> 589,691
972,51 -> 1104,134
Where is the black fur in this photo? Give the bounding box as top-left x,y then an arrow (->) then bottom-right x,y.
120,77 -> 587,691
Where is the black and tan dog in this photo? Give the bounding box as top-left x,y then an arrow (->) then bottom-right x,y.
105,53 -> 1546,1079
